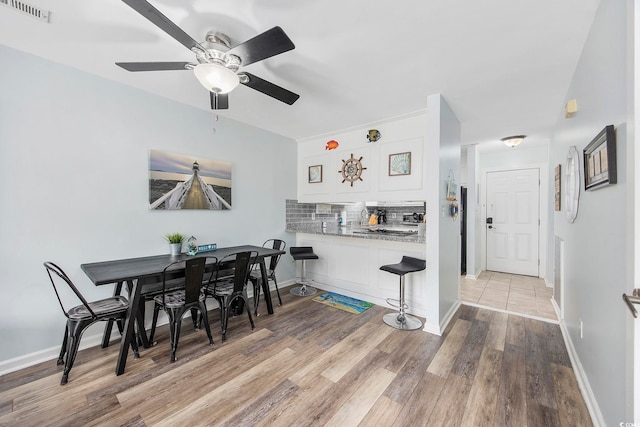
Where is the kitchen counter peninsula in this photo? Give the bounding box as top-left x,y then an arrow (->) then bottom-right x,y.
286,223 -> 425,244
286,228 -> 427,320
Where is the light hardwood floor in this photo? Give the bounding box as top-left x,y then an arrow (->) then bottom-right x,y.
0,287 -> 590,426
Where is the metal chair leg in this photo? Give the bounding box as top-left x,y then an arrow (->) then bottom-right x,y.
57,325 -> 68,366
273,277 -> 282,305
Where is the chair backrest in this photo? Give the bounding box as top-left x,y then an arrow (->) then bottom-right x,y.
162,257 -> 208,305
44,261 -> 96,319
216,251 -> 258,293
263,239 -> 286,272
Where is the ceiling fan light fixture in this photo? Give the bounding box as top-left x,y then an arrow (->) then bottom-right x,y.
194,63 -> 239,94
501,135 -> 526,148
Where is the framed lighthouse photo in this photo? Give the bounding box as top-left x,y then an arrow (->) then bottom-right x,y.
148,149 -> 232,210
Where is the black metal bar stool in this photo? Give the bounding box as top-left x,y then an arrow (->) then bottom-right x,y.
289,246 -> 318,296
380,256 -> 426,330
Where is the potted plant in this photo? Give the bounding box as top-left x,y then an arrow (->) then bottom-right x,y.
164,233 -> 185,256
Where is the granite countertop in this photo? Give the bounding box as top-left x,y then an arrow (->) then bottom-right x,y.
286,223 -> 425,244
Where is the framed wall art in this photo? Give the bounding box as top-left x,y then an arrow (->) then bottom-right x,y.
148,149 -> 232,210
308,165 -> 323,183
583,125 -> 616,191
388,152 -> 411,176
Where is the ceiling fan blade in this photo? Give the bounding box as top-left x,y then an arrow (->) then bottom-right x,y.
240,72 -> 299,105
122,0 -> 205,52
229,26 -> 295,67
116,62 -> 193,72
210,92 -> 229,110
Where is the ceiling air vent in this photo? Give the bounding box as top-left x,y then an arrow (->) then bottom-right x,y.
0,0 -> 50,23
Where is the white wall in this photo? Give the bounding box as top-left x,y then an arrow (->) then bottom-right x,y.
549,0 -> 628,424
629,0 -> 639,422
0,45 -> 297,365
425,94 -> 461,333
465,145 -> 481,278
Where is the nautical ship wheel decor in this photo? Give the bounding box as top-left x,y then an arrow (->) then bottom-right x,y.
339,153 -> 367,186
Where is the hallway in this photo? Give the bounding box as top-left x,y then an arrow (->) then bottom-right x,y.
460,271 -> 557,321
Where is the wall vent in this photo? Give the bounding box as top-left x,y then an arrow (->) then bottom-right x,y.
1,0 -> 50,23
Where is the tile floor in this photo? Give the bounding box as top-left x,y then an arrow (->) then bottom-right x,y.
460,270 -> 558,321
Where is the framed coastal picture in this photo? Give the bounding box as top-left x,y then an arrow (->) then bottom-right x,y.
389,152 -> 411,176
583,125 -> 616,191
308,165 -> 323,183
148,149 -> 232,210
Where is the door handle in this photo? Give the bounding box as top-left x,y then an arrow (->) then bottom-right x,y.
488,225 -> 494,229
623,289 -> 640,318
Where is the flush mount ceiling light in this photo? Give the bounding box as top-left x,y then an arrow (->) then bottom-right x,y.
193,63 -> 240,94
501,135 -> 526,148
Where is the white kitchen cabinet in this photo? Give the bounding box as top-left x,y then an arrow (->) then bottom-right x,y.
297,113 -> 428,203
294,233 -> 427,319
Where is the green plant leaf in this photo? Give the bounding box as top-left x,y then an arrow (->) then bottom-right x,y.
164,233 -> 185,244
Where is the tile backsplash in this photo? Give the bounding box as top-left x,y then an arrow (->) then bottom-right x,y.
285,200 -> 425,231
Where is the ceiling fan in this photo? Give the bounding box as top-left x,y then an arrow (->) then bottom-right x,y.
115,0 -> 300,110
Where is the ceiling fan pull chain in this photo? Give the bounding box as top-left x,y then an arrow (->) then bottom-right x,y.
212,113 -> 219,133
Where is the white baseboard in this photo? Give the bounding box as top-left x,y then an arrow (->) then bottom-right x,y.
0,331 -> 113,377
551,297 -> 562,321
544,277 -> 554,288
422,322 -> 441,335
426,300 -> 461,336
558,319 -> 605,427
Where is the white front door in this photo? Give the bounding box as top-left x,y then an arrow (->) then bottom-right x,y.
486,168 -> 540,276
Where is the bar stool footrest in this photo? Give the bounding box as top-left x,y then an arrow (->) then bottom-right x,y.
385,298 -> 408,310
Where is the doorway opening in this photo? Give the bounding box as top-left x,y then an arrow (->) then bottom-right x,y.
485,168 -> 540,277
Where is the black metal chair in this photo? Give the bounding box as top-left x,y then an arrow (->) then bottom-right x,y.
138,268 -> 197,342
44,261 -> 139,385
248,239 -> 286,315
380,256 -> 426,330
204,251 -> 257,341
149,257 -> 215,362
289,246 -> 319,296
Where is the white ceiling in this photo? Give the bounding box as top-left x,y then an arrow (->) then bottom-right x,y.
0,0 -> 600,148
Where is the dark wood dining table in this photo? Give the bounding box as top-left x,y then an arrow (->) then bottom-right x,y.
80,244 -> 285,376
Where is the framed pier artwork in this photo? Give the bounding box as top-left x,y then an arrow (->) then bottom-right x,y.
148,149 -> 232,210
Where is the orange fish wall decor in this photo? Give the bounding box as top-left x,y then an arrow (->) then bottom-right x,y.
325,140 -> 339,150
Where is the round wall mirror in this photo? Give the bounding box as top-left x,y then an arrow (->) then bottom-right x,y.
564,146 -> 581,223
